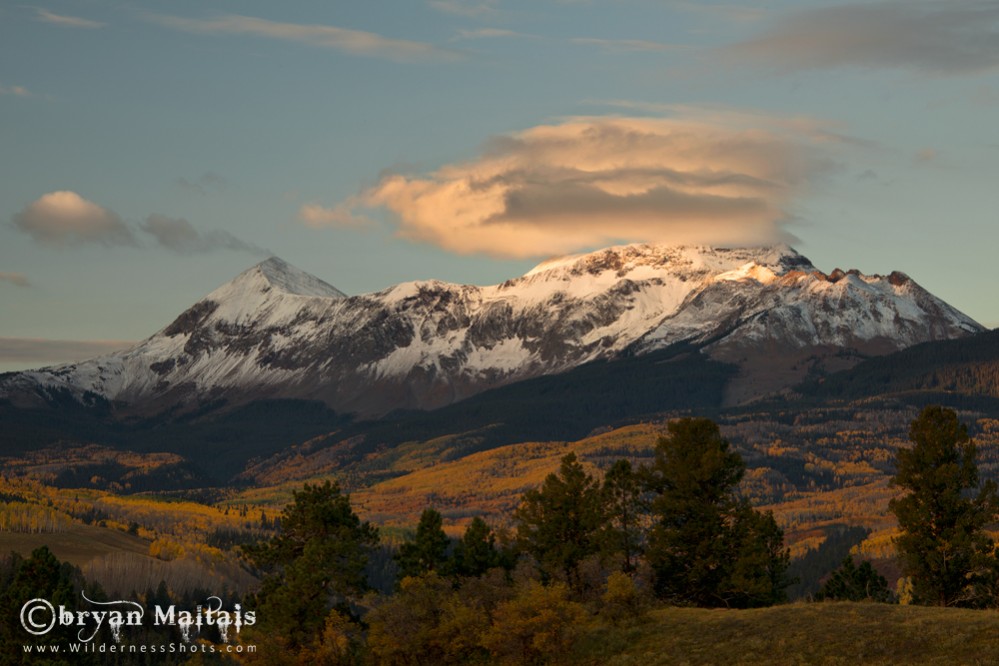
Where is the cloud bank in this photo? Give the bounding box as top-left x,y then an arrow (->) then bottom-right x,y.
724,0 -> 999,75
12,191 -> 136,247
12,191 -> 264,255
304,114 -> 833,258
0,338 -> 134,365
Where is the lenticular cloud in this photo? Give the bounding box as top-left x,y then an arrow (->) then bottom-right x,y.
305,113 -> 835,258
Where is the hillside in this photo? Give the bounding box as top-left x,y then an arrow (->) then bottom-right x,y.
575,602 -> 999,665
801,328 -> 999,405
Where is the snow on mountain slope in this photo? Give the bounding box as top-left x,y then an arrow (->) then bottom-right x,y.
1,245 -> 984,417
636,266 -> 979,353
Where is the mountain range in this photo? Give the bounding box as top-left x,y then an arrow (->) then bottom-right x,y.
0,243 -> 983,420
2,243 -> 996,606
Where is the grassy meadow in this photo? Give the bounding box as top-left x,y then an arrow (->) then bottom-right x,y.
575,602 -> 999,665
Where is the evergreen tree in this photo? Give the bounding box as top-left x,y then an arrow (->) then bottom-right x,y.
815,556 -> 894,603
889,405 -> 998,607
644,418 -> 790,607
601,459 -> 645,574
514,452 -> 605,592
396,508 -> 451,580
453,516 -> 503,578
0,547 -> 102,665
244,480 -> 378,658
724,500 -> 791,607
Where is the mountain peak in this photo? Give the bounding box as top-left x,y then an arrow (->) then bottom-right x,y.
242,256 -> 346,298
2,241 -> 983,420
523,242 -> 812,279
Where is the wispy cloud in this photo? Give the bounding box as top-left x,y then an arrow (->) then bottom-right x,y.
12,191 -> 137,248
0,338 -> 134,365
723,0 -> 999,75
297,203 -> 371,229
175,172 -> 229,196
587,99 -> 876,147
145,13 -> 458,63
453,31 -> 680,52
139,215 -> 267,255
0,272 -> 31,288
429,0 -> 500,18
914,148 -> 940,164
452,28 -> 529,41
669,2 -> 765,23
306,110 -> 838,258
36,8 -> 105,29
570,37 -> 686,53
0,84 -> 33,97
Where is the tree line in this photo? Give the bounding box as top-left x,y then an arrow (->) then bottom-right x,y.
4,407 -> 994,663
240,417 -> 793,663
238,406 -> 999,663
790,404 -> 999,607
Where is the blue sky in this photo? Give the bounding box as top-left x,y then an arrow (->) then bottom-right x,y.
2,0 -> 998,371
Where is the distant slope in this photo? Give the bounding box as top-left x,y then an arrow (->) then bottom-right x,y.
0,396 -> 350,483
235,343 -> 738,486
800,329 -> 999,405
7,328 -> 999,491
0,344 -> 733,485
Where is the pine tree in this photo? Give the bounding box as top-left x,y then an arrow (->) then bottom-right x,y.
0,547 -> 101,665
724,500 -> 791,607
601,459 -> 645,574
889,405 -> 998,607
514,452 -> 605,592
396,508 -> 451,580
644,418 -> 790,607
244,480 -> 378,656
815,556 -> 893,603
453,516 -> 502,578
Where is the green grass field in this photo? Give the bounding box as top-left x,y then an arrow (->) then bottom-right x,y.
577,602 -> 999,665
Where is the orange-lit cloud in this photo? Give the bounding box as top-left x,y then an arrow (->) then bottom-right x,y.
12,191 -> 136,247
304,114 -> 835,258
298,202 -> 370,228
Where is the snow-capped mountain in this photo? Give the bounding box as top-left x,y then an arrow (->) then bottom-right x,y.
1,245 -> 984,417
